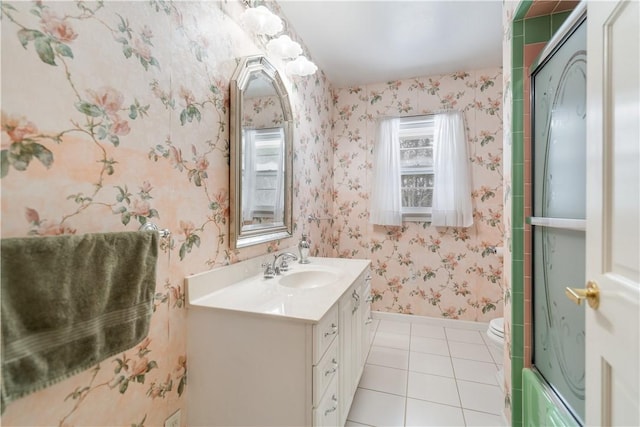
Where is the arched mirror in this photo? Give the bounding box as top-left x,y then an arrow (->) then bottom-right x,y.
230,55 -> 293,249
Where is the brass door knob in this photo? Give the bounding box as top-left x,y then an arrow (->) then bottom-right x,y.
565,281 -> 600,309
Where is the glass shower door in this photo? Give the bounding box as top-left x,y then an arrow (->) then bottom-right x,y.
531,17 -> 587,425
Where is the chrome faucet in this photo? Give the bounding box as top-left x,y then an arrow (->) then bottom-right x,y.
263,252 -> 298,278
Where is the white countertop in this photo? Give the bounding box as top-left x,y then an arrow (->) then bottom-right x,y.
186,256 -> 371,323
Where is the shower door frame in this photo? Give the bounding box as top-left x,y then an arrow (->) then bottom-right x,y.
528,4 -> 587,425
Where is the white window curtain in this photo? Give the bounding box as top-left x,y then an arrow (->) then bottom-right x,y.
369,118 -> 402,226
272,127 -> 285,223
431,110 -> 473,227
242,129 -> 256,222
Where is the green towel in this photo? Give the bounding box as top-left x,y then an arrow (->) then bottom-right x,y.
1,231 -> 158,412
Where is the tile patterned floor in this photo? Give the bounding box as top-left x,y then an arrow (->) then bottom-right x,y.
346,315 -> 507,427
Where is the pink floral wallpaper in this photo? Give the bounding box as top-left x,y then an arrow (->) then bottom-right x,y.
502,0 -> 518,421
1,1 -> 334,425
243,95 -> 284,128
331,68 -> 505,322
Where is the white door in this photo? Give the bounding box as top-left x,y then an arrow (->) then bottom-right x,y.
585,0 -> 640,425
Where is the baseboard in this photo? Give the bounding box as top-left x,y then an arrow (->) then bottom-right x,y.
371,310 -> 490,331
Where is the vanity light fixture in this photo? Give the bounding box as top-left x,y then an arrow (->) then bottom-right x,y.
240,5 -> 283,36
266,35 -> 303,59
285,55 -> 318,76
240,6 -> 317,77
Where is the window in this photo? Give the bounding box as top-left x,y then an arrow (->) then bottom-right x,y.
370,111 -> 472,227
242,128 -> 284,222
252,131 -> 282,216
399,116 -> 434,220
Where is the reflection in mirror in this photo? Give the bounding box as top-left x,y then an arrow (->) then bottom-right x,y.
230,56 -> 293,249
242,127 -> 284,228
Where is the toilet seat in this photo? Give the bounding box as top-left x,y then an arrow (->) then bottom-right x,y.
489,317 -> 504,338
486,317 -> 505,346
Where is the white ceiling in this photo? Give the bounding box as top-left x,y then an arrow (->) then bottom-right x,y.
277,1 -> 503,87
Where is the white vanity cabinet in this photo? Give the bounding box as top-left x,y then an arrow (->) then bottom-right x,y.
338,270 -> 372,425
186,257 -> 371,427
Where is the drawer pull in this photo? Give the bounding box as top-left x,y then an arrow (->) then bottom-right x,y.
324,394 -> 338,415
352,290 -> 360,313
324,324 -> 338,337
365,317 -> 373,325
324,359 -> 338,376
324,405 -> 337,416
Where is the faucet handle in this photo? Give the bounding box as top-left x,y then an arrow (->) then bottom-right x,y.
262,262 -> 275,279
280,258 -> 290,271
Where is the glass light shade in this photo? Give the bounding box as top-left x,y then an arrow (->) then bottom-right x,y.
266,35 -> 303,59
285,56 -> 318,76
241,6 -> 283,36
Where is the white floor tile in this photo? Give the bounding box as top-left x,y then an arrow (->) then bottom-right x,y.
463,409 -> 506,426
347,388 -> 406,427
410,336 -> 450,356
370,319 -> 380,332
411,323 -> 446,340
355,315 -> 507,426
487,343 -> 504,366
373,331 -> 410,350
369,320 -> 379,344
445,327 -> 485,344
448,341 -> 493,362
359,364 -> 408,396
457,380 -> 504,415
407,371 -> 460,407
480,330 -> 494,347
367,346 -> 410,370
377,319 -> 411,335
409,352 -> 454,378
452,358 -> 499,385
405,398 -> 465,427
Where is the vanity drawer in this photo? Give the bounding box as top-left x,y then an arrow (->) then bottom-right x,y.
313,336 -> 339,407
313,376 -> 339,427
313,304 -> 338,364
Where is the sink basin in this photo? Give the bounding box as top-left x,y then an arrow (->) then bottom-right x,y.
278,269 -> 340,289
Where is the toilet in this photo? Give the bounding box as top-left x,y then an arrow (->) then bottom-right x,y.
486,317 -> 504,347
486,317 -> 505,389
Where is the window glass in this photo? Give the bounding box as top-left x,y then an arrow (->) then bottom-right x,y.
399,116 -> 434,219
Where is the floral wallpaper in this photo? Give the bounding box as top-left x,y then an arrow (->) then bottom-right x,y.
243,94 -> 285,128
0,1 -> 334,425
331,67 -> 505,322
502,0 -> 518,421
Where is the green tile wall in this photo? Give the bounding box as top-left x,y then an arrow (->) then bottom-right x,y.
511,6 -> 527,423
514,19 -> 524,37
552,11 -> 572,33
514,0 -> 533,20
524,15 -> 551,43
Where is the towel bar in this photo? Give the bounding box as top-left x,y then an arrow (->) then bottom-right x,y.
139,222 -> 171,239
308,214 -> 332,223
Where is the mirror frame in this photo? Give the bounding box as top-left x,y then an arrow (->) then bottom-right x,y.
229,55 -> 293,249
